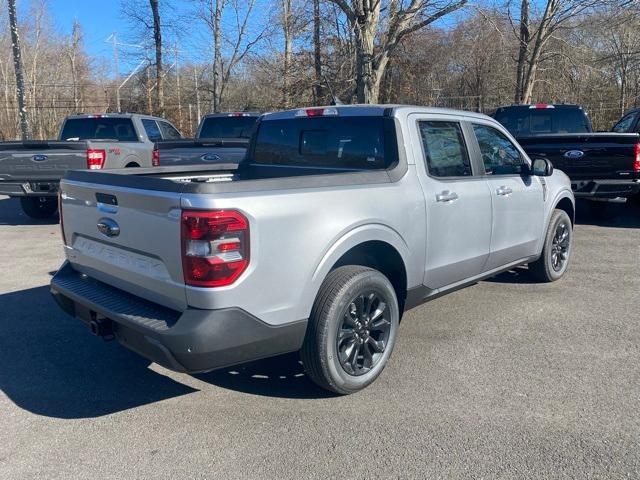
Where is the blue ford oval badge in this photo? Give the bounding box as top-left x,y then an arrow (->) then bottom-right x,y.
97,218 -> 120,237
563,150 -> 584,159
32,154 -> 48,162
201,153 -> 221,162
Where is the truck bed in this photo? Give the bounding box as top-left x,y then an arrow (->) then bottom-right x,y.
515,133 -> 639,180
63,161 -> 397,195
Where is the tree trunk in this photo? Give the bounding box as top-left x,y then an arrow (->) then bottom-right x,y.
514,0 -> 529,103
8,0 -> 30,139
145,67 -> 153,115
353,5 -> 381,104
313,0 -> 323,103
150,0 -> 164,116
211,0 -> 223,112
282,0 -> 292,108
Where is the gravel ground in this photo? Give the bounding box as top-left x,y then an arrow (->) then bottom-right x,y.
0,195 -> 639,479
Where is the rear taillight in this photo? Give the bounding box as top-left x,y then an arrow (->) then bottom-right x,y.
634,144 -> 640,172
181,210 -> 250,287
86,149 -> 106,170
58,190 -> 66,245
152,148 -> 160,167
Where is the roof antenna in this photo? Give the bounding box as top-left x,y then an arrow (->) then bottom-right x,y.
321,73 -> 342,106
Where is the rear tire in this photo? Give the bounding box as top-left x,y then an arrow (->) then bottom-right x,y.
301,266 -> 400,395
529,209 -> 572,282
19,196 -> 58,219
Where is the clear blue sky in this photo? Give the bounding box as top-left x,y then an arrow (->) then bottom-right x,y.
26,0 -> 483,77
47,0 -> 124,65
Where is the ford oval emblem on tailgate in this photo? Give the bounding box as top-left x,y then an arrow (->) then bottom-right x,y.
32,154 -> 48,162
97,218 -> 120,237
563,150 -> 584,158
200,153 -> 221,162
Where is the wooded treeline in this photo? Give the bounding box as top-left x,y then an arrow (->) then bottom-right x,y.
1,0 -> 638,140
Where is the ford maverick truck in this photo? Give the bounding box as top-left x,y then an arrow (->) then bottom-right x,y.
50,106 -> 575,394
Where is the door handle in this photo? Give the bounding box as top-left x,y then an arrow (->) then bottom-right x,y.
496,186 -> 513,196
436,190 -> 459,203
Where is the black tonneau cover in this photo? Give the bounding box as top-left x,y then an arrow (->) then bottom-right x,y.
0,140 -> 88,151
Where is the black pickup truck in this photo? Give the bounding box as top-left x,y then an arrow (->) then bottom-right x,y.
155,112 -> 258,166
493,104 -> 639,217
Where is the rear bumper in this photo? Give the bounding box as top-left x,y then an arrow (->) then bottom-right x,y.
50,262 -> 307,373
0,180 -> 59,197
571,179 -> 640,198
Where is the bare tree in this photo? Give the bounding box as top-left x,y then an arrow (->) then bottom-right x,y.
66,20 -> 83,111
514,0 -> 529,102
8,0 -> 30,139
313,0 -> 323,103
326,0 -> 467,103
282,0 -> 293,108
510,0 -> 611,103
150,0 -> 164,115
198,0 -> 267,111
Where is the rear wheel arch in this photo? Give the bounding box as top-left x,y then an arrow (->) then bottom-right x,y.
328,241 -> 408,315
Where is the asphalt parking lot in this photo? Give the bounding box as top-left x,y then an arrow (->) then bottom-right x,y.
0,195 -> 639,479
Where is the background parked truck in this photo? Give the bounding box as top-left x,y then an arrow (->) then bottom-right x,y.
492,104 -> 640,218
0,114 -> 180,218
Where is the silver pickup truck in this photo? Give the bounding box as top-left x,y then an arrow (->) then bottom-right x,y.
0,113 -> 181,218
50,105 -> 575,394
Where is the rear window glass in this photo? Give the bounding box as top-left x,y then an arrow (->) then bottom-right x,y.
60,118 -> 138,141
199,116 -> 257,139
251,117 -> 396,170
494,108 -> 591,136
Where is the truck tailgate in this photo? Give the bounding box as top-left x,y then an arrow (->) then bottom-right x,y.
156,139 -> 248,166
0,141 -> 87,181
60,179 -> 186,311
517,133 -> 639,180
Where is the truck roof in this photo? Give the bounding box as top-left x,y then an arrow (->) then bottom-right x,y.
64,113 -> 169,121
494,104 -> 583,110
263,104 -> 495,122
201,112 -> 261,118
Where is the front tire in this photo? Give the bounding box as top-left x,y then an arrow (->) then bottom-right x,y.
529,209 -> 573,282
301,266 -> 400,395
19,196 -> 58,219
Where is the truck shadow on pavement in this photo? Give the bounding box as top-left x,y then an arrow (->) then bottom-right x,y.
0,196 -> 59,226
574,198 -> 640,228
0,286 -> 197,419
195,353 -> 336,400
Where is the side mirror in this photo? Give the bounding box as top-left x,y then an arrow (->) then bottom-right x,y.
531,157 -> 554,177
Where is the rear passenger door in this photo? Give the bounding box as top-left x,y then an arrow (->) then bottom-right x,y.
410,116 -> 492,289
469,122 -> 544,270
